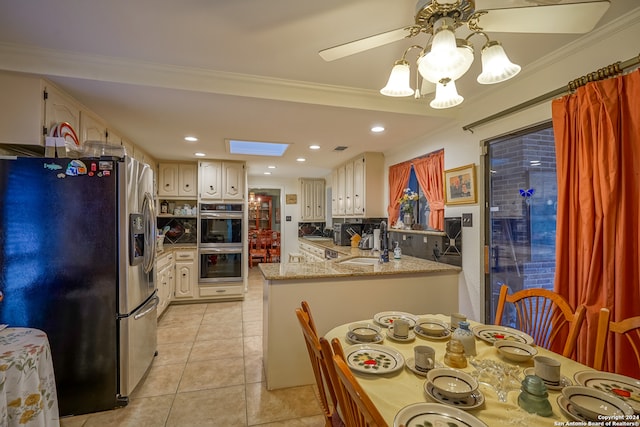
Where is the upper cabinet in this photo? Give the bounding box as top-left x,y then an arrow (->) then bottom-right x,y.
158,163 -> 197,198
80,110 -> 107,144
300,178 -> 325,221
199,160 -> 245,201
0,73 -> 45,146
332,152 -> 385,218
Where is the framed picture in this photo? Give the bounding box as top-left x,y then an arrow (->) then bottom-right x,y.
444,164 -> 477,205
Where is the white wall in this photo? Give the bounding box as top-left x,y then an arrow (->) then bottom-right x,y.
383,10 -> 640,322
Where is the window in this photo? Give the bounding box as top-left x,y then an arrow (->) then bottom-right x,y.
402,167 -> 432,229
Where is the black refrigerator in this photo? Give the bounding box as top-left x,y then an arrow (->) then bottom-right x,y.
0,155 -> 158,416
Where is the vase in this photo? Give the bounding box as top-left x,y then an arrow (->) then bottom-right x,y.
403,213 -> 413,227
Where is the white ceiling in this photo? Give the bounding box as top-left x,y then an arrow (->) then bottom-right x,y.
0,0 -> 637,178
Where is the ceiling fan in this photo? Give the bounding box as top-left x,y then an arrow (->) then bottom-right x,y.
319,0 -> 611,62
319,0 -> 611,108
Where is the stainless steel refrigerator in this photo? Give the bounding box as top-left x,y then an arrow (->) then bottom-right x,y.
0,155 -> 158,416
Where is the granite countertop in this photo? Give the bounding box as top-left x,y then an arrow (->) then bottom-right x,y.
259,237 -> 460,280
157,244 -> 197,255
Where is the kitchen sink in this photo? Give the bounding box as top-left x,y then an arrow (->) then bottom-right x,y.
337,257 -> 379,266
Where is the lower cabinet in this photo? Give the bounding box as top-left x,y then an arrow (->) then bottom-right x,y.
298,241 -> 326,262
174,250 -> 197,299
156,251 -> 175,318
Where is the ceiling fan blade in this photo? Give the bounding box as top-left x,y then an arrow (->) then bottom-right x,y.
475,1 -> 610,33
319,27 -> 410,62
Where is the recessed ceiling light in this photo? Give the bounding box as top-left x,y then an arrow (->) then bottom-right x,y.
226,139 -> 289,156
194,152 -> 206,157
185,136 -> 198,142
309,144 -> 320,150
268,165 -> 276,169
371,126 -> 385,133
264,171 -> 272,175
296,157 -> 306,162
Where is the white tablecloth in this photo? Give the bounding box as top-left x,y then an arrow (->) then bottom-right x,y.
0,328 -> 60,427
325,314 -> 599,426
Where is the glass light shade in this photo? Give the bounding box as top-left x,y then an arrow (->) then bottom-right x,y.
430,79 -> 464,109
418,38 -> 474,84
477,41 -> 521,84
380,60 -> 414,97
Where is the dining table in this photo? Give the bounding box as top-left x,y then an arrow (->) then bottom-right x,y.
324,313 -> 639,427
0,327 -> 60,427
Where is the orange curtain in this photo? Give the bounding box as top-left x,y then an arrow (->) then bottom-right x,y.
413,150 -> 444,230
551,69 -> 640,377
387,162 -> 412,226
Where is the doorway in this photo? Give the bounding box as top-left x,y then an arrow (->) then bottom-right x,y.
248,188 -> 282,266
484,123 -> 558,324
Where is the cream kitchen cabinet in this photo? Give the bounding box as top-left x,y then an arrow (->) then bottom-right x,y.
158,163 -> 197,198
80,109 -> 108,144
332,152 -> 385,218
156,251 -> 175,318
174,249 -> 196,299
199,160 -> 245,201
299,178 -> 325,221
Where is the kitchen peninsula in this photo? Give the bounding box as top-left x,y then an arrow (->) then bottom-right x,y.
260,238 -> 461,389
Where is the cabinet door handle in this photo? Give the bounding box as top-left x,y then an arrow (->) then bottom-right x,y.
165,183 -> 170,187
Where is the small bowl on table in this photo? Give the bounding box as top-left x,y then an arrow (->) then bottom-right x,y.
494,340 -> 538,363
562,386 -> 634,421
426,368 -> 478,399
348,322 -> 382,342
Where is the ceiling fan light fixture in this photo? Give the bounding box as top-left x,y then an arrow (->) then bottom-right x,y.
418,38 -> 474,83
477,40 -> 521,84
380,59 -> 415,97
429,78 -> 464,109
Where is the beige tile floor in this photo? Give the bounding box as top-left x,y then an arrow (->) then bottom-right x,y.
60,268 -> 324,427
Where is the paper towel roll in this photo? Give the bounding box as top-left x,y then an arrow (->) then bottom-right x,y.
373,229 -> 381,251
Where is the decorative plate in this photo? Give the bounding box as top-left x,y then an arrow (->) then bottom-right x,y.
574,370 -> 640,413
557,395 -> 588,422
405,358 -> 443,377
344,344 -> 405,375
393,402 -> 488,427
562,386 -> 634,420
471,325 -> 535,345
424,381 -> 485,410
415,318 -> 452,340
373,311 -> 418,328
345,331 -> 384,345
523,368 -> 572,390
386,325 -> 416,342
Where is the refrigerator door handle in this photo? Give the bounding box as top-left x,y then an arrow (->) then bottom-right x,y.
134,295 -> 159,320
141,191 -> 156,274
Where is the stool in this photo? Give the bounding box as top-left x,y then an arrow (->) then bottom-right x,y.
288,252 -> 303,263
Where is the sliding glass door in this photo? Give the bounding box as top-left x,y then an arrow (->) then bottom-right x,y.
484,123 -> 559,325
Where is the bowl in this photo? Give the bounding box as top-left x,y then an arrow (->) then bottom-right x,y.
494,340 -> 538,363
562,386 -> 634,421
348,322 -> 382,342
416,318 -> 448,337
426,368 -> 478,399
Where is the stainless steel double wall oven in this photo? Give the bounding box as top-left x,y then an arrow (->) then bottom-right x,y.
198,203 -> 244,283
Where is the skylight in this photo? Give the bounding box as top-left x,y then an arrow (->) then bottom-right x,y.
227,139 -> 289,156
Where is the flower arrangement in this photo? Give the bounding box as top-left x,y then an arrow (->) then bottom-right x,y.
398,188 -> 419,214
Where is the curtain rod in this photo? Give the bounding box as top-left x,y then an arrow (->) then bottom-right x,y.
462,53 -> 640,133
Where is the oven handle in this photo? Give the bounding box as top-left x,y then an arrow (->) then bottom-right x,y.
199,212 -> 243,219
200,247 -> 243,255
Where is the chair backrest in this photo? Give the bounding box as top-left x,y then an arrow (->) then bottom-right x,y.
494,285 -> 586,358
295,304 -> 341,427
593,307 -> 640,372
329,338 -> 388,427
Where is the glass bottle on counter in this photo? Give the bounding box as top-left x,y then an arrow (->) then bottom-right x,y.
393,241 -> 402,259
160,200 -> 169,214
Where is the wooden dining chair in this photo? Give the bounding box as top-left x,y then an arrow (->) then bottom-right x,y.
494,284 -> 586,358
593,307 -> 640,372
295,303 -> 344,427
329,338 -> 388,427
249,236 -> 269,268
